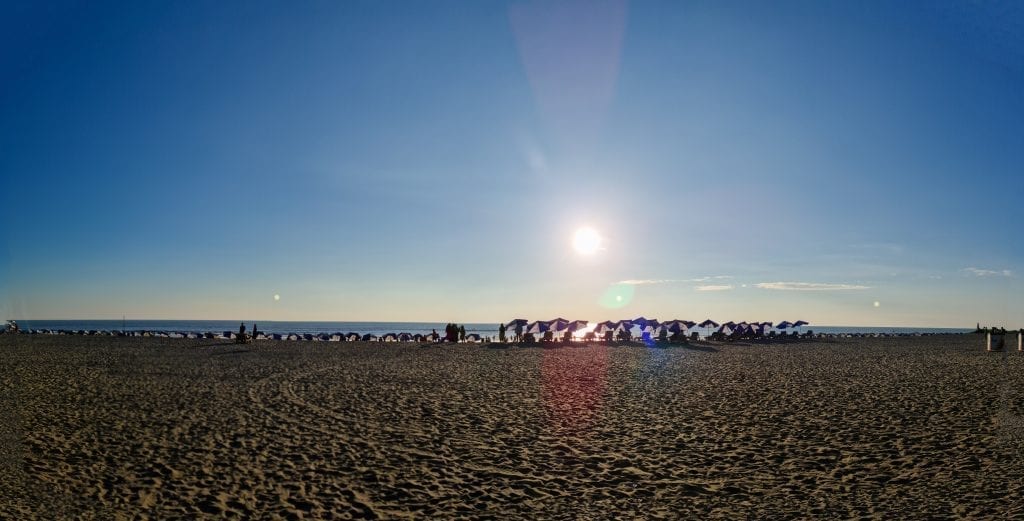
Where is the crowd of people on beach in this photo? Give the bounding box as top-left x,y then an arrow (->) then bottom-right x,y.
441,323 -> 467,343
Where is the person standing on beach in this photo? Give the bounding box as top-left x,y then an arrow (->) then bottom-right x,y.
252,323 -> 258,338
459,325 -> 466,342
499,323 -> 506,342
515,322 -> 523,343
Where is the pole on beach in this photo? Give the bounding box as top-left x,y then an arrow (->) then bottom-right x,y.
1018,331 -> 1022,352
987,332 -> 992,352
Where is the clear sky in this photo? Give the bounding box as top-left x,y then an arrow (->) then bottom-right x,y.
2,1 -> 1022,327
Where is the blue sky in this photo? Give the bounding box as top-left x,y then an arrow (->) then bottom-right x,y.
2,1 -> 1022,326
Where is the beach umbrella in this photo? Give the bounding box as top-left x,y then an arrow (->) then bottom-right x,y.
594,320 -> 617,333
567,320 -> 589,332
547,318 -> 570,332
382,333 -> 398,342
632,317 -> 650,331
527,321 -> 550,334
346,332 -> 360,341
696,319 -> 718,339
465,333 -> 481,342
398,333 -> 413,342
506,319 -> 528,328
793,320 -> 809,335
612,320 -> 634,339
777,321 -> 793,329
662,320 -> 690,333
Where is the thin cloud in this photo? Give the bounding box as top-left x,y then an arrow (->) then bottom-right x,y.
617,279 -> 680,285
962,267 -> 1013,277
756,282 -> 870,291
696,284 -> 734,291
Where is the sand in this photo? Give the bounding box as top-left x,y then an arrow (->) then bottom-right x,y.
1,334 -> 1022,519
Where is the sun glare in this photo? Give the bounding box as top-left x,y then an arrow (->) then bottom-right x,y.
573,227 -> 602,255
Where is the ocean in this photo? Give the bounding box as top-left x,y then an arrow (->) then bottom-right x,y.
7,320 -> 973,338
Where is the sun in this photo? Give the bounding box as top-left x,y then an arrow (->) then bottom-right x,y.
572,227 -> 602,255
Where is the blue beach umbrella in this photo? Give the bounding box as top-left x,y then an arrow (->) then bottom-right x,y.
527,321 -> 550,334
506,319 -> 528,328
567,320 -> 589,332
776,321 -> 793,330
594,320 -> 617,333
547,318 -> 570,332
697,319 -> 719,339
662,320 -> 690,333
793,320 -> 809,335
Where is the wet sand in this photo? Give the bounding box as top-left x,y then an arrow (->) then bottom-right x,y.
1,334 -> 1022,519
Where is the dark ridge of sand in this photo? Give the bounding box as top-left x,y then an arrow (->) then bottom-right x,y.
1,334 -> 1022,519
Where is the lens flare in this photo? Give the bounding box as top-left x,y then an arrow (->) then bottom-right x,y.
599,283 -> 634,309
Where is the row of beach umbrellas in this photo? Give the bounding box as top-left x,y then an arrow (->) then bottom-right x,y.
506,318 -> 810,336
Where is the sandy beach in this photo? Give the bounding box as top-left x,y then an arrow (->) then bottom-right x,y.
1,334 -> 1022,519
